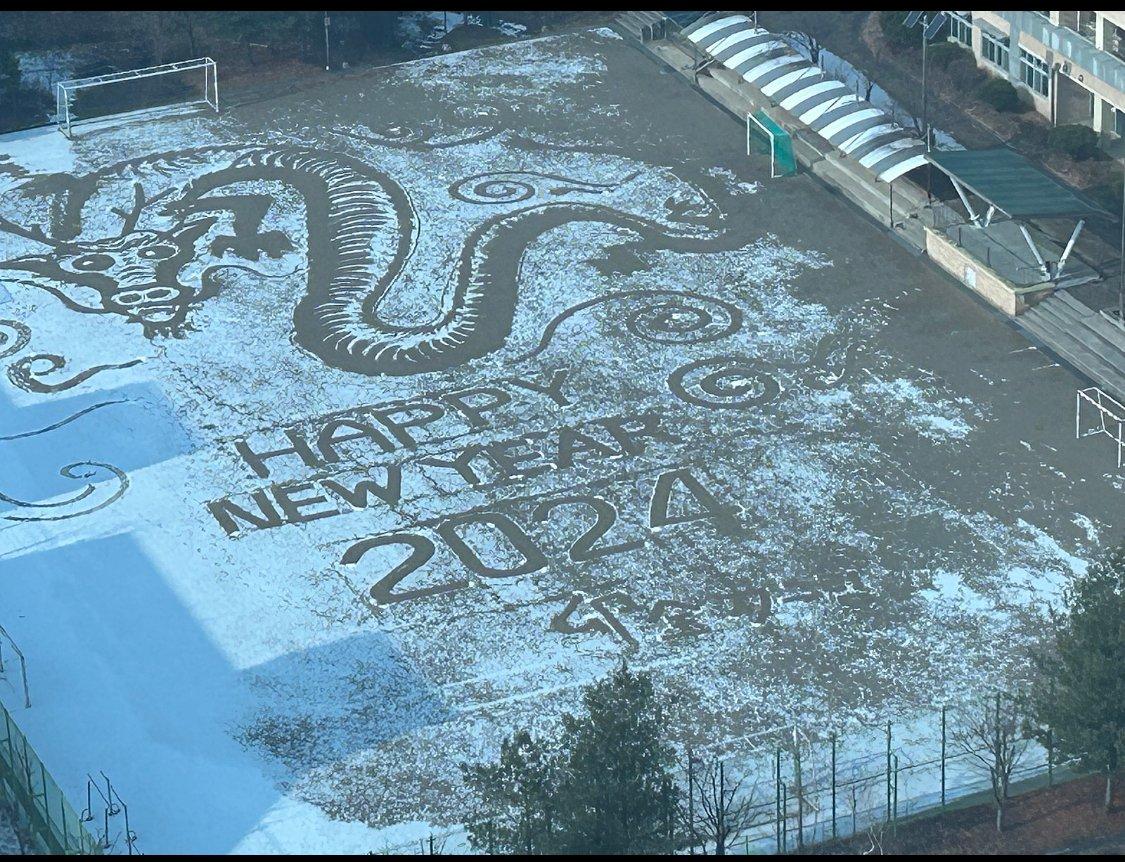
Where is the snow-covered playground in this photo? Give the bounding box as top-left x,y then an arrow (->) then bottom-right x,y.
0,27 -> 1120,853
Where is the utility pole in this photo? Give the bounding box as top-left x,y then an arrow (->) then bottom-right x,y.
921,24 -> 929,153
687,747 -> 696,855
324,12 -> 331,72
1118,160 -> 1124,327
905,12 -> 948,198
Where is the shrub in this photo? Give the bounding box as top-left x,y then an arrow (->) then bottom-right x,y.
977,76 -> 1024,112
1087,172 -> 1123,215
1047,123 -> 1100,160
926,40 -> 967,69
945,51 -> 986,91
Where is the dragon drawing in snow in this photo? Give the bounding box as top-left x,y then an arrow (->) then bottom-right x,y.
0,145 -> 737,376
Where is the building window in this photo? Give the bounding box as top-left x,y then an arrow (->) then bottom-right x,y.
1111,24 -> 1125,60
1020,48 -> 1050,97
1115,106 -> 1125,137
982,31 -> 1009,69
1076,11 -> 1097,42
949,12 -> 973,46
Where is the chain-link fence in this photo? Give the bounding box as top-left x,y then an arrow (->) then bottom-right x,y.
0,701 -> 101,854
702,700 -> 1084,855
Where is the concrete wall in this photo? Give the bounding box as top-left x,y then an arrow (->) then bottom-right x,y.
924,227 -> 1053,315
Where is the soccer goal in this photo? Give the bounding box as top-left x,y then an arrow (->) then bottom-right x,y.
56,57 -> 219,138
747,109 -> 797,178
1075,386 -> 1125,470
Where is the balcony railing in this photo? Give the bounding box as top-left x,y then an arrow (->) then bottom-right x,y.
992,10 -> 1125,93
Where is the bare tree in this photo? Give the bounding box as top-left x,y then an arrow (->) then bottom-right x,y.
684,757 -> 761,855
852,66 -> 877,102
784,30 -> 823,66
953,695 -> 1030,832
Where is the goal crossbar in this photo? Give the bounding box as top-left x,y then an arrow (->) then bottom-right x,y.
56,57 -> 218,137
1075,386 -> 1125,469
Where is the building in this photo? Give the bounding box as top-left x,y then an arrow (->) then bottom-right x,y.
951,11 -> 1125,141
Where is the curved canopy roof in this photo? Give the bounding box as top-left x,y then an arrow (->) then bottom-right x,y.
684,17 -> 926,183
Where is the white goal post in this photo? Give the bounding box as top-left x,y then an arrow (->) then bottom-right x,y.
56,57 -> 219,138
1075,386 -> 1125,470
747,112 -> 778,179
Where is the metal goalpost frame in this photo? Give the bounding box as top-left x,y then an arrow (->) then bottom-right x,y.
55,57 -> 219,138
1075,386 -> 1125,469
747,112 -> 779,179
0,623 -> 30,708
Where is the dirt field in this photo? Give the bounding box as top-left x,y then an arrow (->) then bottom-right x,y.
811,772 -> 1125,854
0,27 -> 1121,853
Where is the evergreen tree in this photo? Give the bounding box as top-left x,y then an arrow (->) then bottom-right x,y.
1030,540 -> 1125,810
461,729 -> 559,854
461,664 -> 679,854
553,664 -> 678,853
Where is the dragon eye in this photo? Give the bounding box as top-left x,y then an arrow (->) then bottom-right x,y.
138,244 -> 177,260
71,253 -> 114,271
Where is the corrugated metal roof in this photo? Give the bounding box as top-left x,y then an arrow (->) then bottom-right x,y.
928,148 -> 1113,219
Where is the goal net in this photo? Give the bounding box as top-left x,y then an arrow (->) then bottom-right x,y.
747,109 -> 797,178
1075,386 -> 1125,470
56,57 -> 218,138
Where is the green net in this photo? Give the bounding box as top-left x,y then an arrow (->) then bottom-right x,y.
0,702 -> 102,854
749,110 -> 797,177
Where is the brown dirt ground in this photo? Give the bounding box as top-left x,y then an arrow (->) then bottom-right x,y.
808,772 -> 1125,854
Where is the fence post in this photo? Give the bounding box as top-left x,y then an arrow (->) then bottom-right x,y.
775,748 -> 782,854
831,732 -> 837,840
885,722 -> 892,823
892,755 -> 899,835
1047,728 -> 1054,787
941,705 -> 947,808
687,747 -> 695,856
782,782 -> 788,853
795,741 -> 803,849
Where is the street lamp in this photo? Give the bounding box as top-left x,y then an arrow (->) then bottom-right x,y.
904,11 -> 950,152
1118,161 -> 1124,328
324,12 -> 331,72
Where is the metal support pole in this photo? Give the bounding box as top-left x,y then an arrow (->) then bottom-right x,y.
893,755 -> 899,833
1056,219 -> 1085,279
921,24 -> 928,153
831,733 -> 838,840
941,705 -> 947,808
688,747 -> 695,855
782,782 -> 788,853
1047,727 -> 1054,787
775,748 -> 782,854
795,741 -> 804,849
922,21 -> 933,201
1018,223 -> 1050,278
323,12 -> 331,72
886,722 -> 892,823
950,176 -> 981,225
1119,160 -> 1124,324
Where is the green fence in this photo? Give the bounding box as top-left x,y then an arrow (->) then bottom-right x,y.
0,701 -> 101,854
